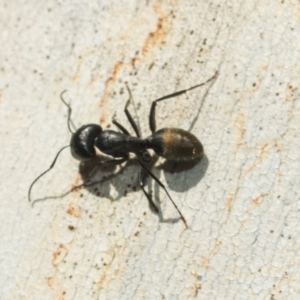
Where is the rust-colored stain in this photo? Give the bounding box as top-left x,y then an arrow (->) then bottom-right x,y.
226,195 -> 234,213
131,56 -> 141,67
106,61 -> 123,87
261,64 -> 269,71
47,276 -> 54,288
189,282 -> 202,298
257,143 -> 268,162
114,263 -> 123,278
242,143 -> 269,178
97,53 -> 141,126
95,250 -> 118,288
196,282 -> 202,290
142,17 -> 166,55
246,193 -> 269,214
142,6 -> 167,56
99,61 -> 124,126
189,271 -> 203,297
210,239 -> 222,256
71,173 -> 81,195
66,204 -> 81,218
52,245 -> 68,266
96,274 -> 107,289
236,113 -> 245,145
252,193 -> 268,206
200,256 -> 208,267
285,83 -> 297,102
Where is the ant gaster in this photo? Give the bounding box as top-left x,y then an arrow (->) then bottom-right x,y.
28,71 -> 218,228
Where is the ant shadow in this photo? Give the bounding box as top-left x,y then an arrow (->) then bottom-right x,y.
78,156 -> 140,201
148,154 -> 208,224
31,153 -> 208,227
78,152 -> 209,225
157,154 -> 209,192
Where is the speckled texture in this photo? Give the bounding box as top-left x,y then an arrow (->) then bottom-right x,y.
1,1 -> 300,299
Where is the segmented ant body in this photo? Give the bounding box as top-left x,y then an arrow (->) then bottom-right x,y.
28,71 -> 218,228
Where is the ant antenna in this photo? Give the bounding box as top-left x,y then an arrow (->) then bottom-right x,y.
136,159 -> 188,229
60,90 -> 75,134
28,145 -> 70,202
28,91 -> 75,202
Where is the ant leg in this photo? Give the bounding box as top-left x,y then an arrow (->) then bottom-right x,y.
112,119 -> 130,135
139,167 -> 159,214
84,156 -> 129,183
28,145 -> 70,202
149,71 -> 219,133
124,84 -> 140,137
136,159 -> 188,229
95,156 -> 128,168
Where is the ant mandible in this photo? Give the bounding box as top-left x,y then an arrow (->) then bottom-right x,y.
28,71 -> 218,228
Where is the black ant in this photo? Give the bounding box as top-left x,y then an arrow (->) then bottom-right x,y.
28,71 -> 218,228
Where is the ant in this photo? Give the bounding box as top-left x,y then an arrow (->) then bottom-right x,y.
28,71 -> 218,228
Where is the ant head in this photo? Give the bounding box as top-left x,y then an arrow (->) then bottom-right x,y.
71,124 -> 102,161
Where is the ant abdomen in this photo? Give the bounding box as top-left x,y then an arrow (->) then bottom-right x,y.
148,128 -> 204,162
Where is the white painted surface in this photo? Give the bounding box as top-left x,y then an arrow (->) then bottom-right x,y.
1,1 -> 300,299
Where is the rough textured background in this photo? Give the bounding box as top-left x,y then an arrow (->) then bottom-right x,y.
1,1 -> 300,299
